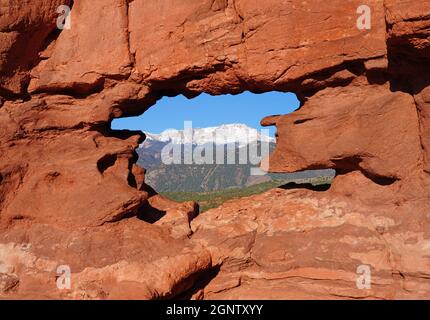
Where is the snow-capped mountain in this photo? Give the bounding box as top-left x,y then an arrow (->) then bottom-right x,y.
143,123 -> 275,146
137,123 -> 334,192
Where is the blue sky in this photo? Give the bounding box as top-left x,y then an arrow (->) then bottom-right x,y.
111,91 -> 300,137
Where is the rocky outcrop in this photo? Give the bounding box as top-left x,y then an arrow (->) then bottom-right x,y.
0,0 -> 429,299
0,0 -> 72,96
191,172 -> 430,299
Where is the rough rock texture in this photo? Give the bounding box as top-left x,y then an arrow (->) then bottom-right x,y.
0,0 -> 72,96
191,173 -> 430,299
0,0 -> 429,299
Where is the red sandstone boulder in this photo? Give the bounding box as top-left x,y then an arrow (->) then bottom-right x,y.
261,81 -> 422,181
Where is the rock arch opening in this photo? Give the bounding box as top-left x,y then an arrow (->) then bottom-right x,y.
111,91 -> 334,205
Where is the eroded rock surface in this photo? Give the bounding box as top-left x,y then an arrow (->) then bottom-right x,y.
0,0 -> 429,299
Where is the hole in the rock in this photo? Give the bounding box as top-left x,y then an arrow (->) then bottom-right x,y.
332,156 -> 399,186
280,181 -> 332,192
111,91 -> 335,211
293,117 -> 315,125
97,154 -> 118,174
362,171 -> 399,186
136,201 -> 166,224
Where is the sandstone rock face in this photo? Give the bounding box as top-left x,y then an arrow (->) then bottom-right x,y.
191,172 -> 430,299
261,82 -> 422,181
0,0 -> 72,95
0,0 -> 429,299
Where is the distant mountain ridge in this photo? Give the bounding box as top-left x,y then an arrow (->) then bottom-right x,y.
138,124 -> 334,192
144,123 -> 275,146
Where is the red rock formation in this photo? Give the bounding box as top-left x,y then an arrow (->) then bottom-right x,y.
0,0 -> 429,299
